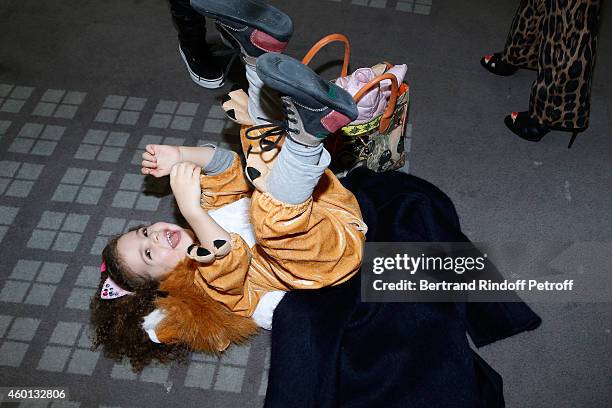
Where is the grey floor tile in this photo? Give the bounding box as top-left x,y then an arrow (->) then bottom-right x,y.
65,288 -> 92,310
74,144 -> 101,160
176,102 -> 198,116
155,100 -> 178,114
116,110 -> 139,125
52,232 -> 81,252
18,123 -> 44,138
106,131 -> 129,147
0,120 -> 11,134
111,361 -> 138,380
89,236 -> 107,255
63,213 -> 89,233
83,129 -> 107,144
31,140 -> 57,155
75,266 -> 99,288
38,211 -> 65,229
0,83 -> 13,97
0,161 -> 20,177
17,163 -> 44,179
8,138 -> 35,154
148,113 -> 172,128
112,191 -> 138,208
258,371 -> 268,396
214,366 -> 245,393
32,102 -> 56,116
10,259 -> 41,280
103,95 -> 126,109
63,91 -> 86,105
124,97 -> 146,111
11,86 -> 34,99
67,349 -> 99,375
41,89 -> 65,103
170,115 -> 192,131
221,345 -> 250,365
85,170 -> 111,186
53,184 -> 79,202
1,99 -> 25,113
62,168 -> 88,184
24,284 -> 56,306
54,104 -> 78,119
184,362 -> 215,389
76,187 -> 102,204
413,4 -> 431,14
6,317 -> 40,341
99,217 -> 126,235
41,125 -> 65,140
27,230 -> 56,250
50,322 -> 82,345
0,341 -> 29,367
369,0 -> 387,8
0,180 -> 10,195
95,109 -> 118,123
164,137 -> 185,146
119,173 -> 144,190
37,262 -> 66,283
78,326 -> 92,348
5,180 -> 34,197
0,315 -> 13,338
37,345 -> 71,372
0,280 -> 30,303
135,195 -> 160,211
97,146 -> 122,162
140,365 -> 170,384
139,134 -> 162,148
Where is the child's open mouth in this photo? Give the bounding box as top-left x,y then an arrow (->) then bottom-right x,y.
165,230 -> 180,249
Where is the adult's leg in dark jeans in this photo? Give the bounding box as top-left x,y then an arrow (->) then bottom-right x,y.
168,0 -> 224,88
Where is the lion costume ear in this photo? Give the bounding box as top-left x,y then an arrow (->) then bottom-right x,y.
217,339 -> 231,352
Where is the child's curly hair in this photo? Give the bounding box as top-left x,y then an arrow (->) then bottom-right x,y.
89,231 -> 190,372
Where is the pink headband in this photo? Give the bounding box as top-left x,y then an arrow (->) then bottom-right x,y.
100,261 -> 133,300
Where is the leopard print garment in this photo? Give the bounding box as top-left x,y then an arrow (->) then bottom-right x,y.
501,0 -> 601,130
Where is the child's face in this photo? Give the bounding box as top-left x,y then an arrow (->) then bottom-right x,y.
116,222 -> 195,281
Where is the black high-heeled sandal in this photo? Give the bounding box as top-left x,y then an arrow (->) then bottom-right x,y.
504,111 -> 581,148
480,53 -> 518,76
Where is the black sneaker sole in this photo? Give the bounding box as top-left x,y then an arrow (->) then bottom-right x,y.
190,0 -> 293,41
256,53 -> 357,120
178,47 -> 224,89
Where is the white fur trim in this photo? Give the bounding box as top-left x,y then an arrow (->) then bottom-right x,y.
252,291 -> 286,330
142,308 -> 167,344
208,197 -> 256,247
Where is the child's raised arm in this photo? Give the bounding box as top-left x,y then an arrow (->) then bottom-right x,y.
170,162 -> 231,258
142,145 -> 216,178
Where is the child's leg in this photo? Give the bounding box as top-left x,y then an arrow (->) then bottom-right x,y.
245,64 -> 282,126
247,54 -> 365,289
266,137 -> 330,205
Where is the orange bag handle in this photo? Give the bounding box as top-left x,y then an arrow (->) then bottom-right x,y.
302,33 -> 351,77
353,73 -> 399,133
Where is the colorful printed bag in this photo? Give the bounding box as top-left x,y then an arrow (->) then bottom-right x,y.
302,34 -> 410,174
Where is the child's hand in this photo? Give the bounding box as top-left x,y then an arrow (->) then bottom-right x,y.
170,162 -> 202,217
142,145 -> 181,177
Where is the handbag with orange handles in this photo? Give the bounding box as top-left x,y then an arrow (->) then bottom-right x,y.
302,33 -> 410,174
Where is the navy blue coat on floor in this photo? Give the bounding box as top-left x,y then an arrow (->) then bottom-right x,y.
264,168 -> 542,408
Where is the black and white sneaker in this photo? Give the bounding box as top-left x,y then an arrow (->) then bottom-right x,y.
178,45 -> 224,89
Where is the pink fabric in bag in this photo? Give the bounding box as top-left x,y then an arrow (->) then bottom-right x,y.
335,64 -> 407,125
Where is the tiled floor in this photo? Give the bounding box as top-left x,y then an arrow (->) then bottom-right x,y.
0,0 -> 610,407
